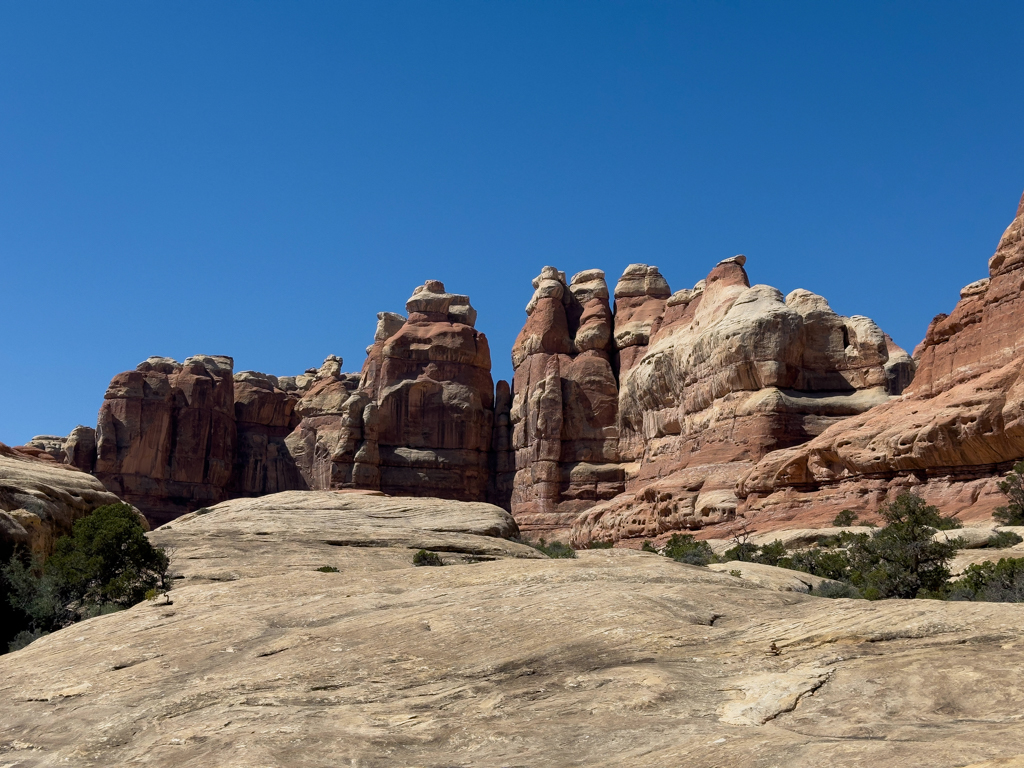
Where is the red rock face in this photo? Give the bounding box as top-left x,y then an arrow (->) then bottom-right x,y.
510,268 -> 624,537
368,281 -> 495,501
230,371 -> 303,498
93,355 -> 237,526
507,256 -> 914,544
286,283 -> 500,503
738,190 -> 1024,525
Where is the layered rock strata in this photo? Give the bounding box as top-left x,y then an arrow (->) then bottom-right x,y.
510,268 -> 623,534
93,355 -> 237,526
739,189 -> 1024,525
359,281 -> 497,501
504,255 -> 911,543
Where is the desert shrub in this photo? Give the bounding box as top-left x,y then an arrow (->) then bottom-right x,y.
1,503 -> 168,653
987,530 -> 1024,549
845,493 -> 960,599
833,510 -> 858,527
994,461 -> 1024,525
316,565 -> 340,573
813,580 -> 861,599
752,539 -> 787,567
944,558 -> 1024,602
587,540 -> 615,549
661,533 -> 715,566
531,539 -> 577,559
781,547 -> 855,582
412,550 -> 444,567
193,507 -> 212,516
721,541 -> 759,562
641,541 -> 659,553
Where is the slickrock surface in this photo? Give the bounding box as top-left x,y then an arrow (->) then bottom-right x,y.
3,495 -> 1024,767
0,442 -> 138,558
740,190 -> 1024,525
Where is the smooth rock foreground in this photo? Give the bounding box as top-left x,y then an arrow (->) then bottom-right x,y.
3,492 -> 1024,767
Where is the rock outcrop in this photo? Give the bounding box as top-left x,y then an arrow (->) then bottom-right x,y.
506,256 -> 911,543
362,281 -> 497,500
92,355 -> 238,526
230,370 -> 302,498
510,268 -> 623,535
4,499 -> 1024,766
286,282 -> 503,504
0,442 -> 138,559
739,190 -> 1024,525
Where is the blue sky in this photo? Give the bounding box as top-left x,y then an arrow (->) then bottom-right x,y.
2,1 -> 1022,444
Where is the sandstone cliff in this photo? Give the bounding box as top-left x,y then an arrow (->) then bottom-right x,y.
505,256 -> 911,543
739,190 -> 1024,526
510,267 -> 623,534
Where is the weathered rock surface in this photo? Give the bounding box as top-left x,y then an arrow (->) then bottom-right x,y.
92,355 -> 238,526
740,190 -> 1024,525
229,371 -> 302,498
0,442 -> 138,559
362,281 -> 498,501
510,268 -> 623,536
3,499 -> 1024,766
706,560 -> 845,593
564,256 -> 909,545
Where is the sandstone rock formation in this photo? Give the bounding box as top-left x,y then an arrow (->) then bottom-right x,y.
93,355 -> 238,526
359,281 -> 497,500
3,497 -> 1024,766
739,189 -> 1024,526
230,370 -> 302,498
504,256 -> 911,543
0,442 -> 139,559
510,268 -> 623,535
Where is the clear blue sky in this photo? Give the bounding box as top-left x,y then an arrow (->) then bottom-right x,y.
2,2 -> 1023,445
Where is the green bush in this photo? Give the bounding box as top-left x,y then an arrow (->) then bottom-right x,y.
845,493 -> 960,599
833,510 -> 858,527
944,557 -> 1024,602
721,541 -> 759,562
994,461 -> 1024,525
412,550 -> 444,567
641,540 -> 659,553
987,530 -> 1024,549
0,503 -> 168,653
587,540 -> 615,549
530,538 -> 577,559
316,565 -> 340,573
780,547 -> 855,582
752,539 -> 787,567
661,533 -> 714,566
813,580 -> 861,599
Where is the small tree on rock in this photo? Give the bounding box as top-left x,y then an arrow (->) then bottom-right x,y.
994,460 -> 1024,525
